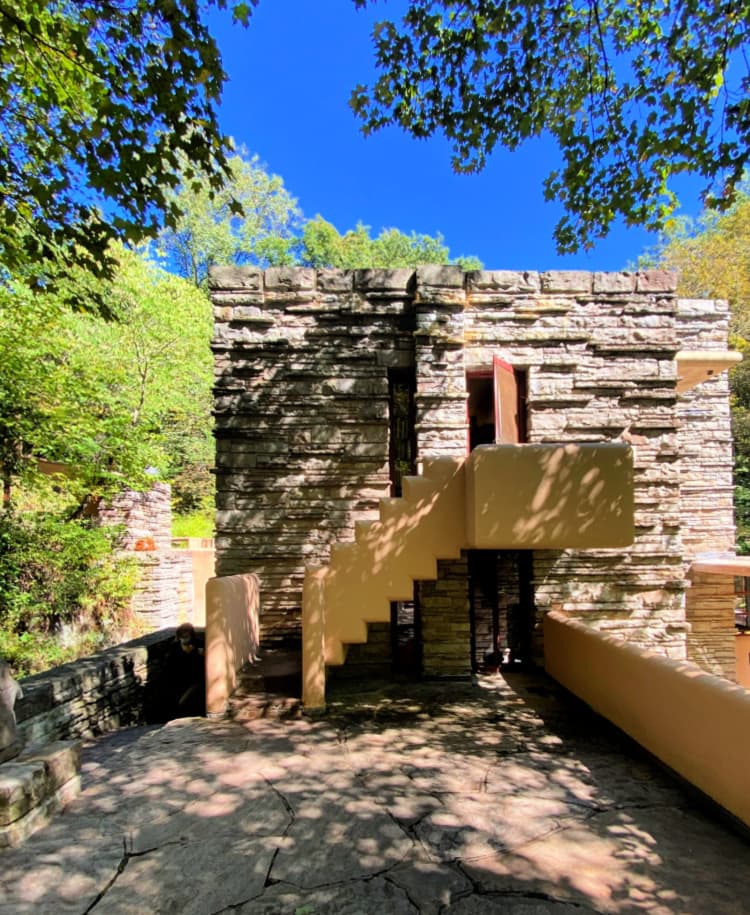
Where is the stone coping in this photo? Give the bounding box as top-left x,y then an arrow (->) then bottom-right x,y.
208,264 -> 678,295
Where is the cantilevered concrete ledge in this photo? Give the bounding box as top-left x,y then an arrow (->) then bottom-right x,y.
465,443 -> 634,549
676,350 -> 742,393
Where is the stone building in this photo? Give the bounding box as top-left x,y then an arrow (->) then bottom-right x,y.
209,265 -> 741,707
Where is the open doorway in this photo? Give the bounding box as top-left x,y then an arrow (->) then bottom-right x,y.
467,358 -> 527,451
469,550 -> 534,672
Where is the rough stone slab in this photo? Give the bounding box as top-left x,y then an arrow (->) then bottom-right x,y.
540,271 -> 593,293
353,267 -> 414,293
237,876 -> 419,914
268,791 -> 413,888
0,774 -> 80,848
592,271 -> 636,294
467,269 -> 541,293
264,266 -> 316,291
417,264 -> 465,288
636,270 -> 678,293
316,268 -> 354,292
98,836 -> 275,915
0,741 -> 80,829
207,265 -> 262,290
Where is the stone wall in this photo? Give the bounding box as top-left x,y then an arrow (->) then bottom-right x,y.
98,484 -> 212,630
463,269 -> 687,659
211,266 -> 413,644
676,297 -> 737,677
210,265 -> 737,674
98,483 -> 173,551
14,631 -> 177,746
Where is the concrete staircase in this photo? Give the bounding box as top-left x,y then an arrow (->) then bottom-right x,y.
303,456 -> 466,707
226,647 -> 302,721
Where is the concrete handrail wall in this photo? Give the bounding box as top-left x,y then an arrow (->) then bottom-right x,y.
205,573 -> 260,717
544,610 -> 750,828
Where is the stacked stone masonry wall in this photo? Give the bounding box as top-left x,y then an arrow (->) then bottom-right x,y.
211,266 -> 412,643
98,483 -> 173,551
463,269 -> 689,659
676,298 -> 737,677
98,484 -> 203,631
210,266 -> 737,671
14,631 -> 176,746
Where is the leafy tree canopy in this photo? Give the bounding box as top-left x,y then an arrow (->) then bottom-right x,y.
0,0 -> 256,298
159,151 -> 302,287
351,0 -> 750,252
0,244 -> 213,505
299,215 -> 483,269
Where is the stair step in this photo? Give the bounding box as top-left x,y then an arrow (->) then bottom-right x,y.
229,647 -> 302,720
228,693 -> 301,722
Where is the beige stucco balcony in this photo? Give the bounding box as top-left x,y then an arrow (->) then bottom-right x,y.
465,443 -> 634,549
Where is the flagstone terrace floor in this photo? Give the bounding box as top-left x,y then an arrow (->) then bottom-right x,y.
1,669 -> 749,914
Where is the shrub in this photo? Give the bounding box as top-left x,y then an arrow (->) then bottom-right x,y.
0,511 -> 137,676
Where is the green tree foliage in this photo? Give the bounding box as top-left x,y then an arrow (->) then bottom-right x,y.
351,0 -> 750,252
0,0 -> 255,295
159,151 -> 302,287
299,216 -> 483,270
0,245 -> 213,505
0,511 -> 137,675
650,190 -> 750,547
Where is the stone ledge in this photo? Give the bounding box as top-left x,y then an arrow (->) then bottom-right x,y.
0,741 -> 80,847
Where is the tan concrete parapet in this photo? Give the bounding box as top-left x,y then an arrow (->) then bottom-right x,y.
205,574 -> 260,717
545,611 -> 750,830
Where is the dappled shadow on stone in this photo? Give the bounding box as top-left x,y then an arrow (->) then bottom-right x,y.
0,669 -> 748,913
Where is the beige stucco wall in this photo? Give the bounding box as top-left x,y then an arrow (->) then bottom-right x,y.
545,611 -> 750,829
205,574 -> 260,716
736,633 -> 750,689
185,549 -> 216,627
465,443 -> 634,549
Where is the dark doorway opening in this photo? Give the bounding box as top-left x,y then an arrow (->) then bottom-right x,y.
388,367 -> 416,497
469,550 -> 535,672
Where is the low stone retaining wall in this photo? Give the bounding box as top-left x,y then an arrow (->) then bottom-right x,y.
15,630 -> 179,746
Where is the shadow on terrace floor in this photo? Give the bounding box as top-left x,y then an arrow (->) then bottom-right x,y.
1,667 -> 749,914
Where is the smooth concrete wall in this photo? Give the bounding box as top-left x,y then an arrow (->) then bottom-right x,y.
736,633 -> 750,688
465,443 -> 634,549
205,574 -> 260,716
544,611 -> 750,828
186,548 -> 215,627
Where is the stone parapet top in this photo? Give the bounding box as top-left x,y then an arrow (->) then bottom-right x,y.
207,265 -> 678,295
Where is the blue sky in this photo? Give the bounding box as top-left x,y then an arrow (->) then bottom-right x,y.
207,0 -> 705,272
